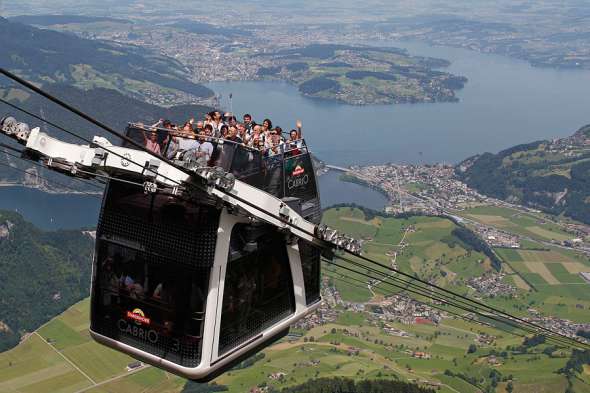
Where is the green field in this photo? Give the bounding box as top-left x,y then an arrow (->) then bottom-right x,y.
322,207 -> 491,302
0,299 -> 184,393
2,207 -> 590,392
461,205 -> 575,243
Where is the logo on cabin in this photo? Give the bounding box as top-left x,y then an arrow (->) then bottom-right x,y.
121,153 -> 131,167
292,164 -> 305,176
127,308 -> 150,325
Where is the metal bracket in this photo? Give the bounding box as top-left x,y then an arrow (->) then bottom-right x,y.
92,148 -> 107,166
316,224 -> 362,255
144,159 -> 160,179
143,181 -> 158,194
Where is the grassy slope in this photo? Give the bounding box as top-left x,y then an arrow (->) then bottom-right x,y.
0,299 -> 184,393
2,207 -> 589,392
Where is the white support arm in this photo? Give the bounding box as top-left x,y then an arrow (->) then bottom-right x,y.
0,116 -> 361,254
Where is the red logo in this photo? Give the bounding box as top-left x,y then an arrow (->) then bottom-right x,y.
292,165 -> 305,176
127,308 -> 150,325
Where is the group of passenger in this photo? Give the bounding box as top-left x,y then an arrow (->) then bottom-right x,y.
140,111 -> 303,163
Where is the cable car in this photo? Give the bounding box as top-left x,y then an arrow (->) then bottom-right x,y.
0,117 -> 359,381
90,125 -> 323,380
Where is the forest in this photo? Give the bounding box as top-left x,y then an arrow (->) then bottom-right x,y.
457,128 -> 590,224
0,210 -> 94,352
276,377 -> 434,393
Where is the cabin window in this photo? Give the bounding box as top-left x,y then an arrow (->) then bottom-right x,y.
299,240 -> 321,305
92,240 -> 210,367
219,224 -> 295,355
92,181 -> 218,367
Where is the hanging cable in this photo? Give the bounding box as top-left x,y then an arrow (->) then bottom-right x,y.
327,257 -> 588,350
323,266 -> 511,335
330,255 -> 584,349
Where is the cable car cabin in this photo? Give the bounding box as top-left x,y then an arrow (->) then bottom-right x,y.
89,124 -> 323,381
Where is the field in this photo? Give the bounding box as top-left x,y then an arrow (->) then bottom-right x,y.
461,205 -> 575,243
0,299 -> 185,393
323,207 -> 490,303
494,247 -> 590,313
2,207 -> 590,393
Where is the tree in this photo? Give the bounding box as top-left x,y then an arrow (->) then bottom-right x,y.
467,344 -> 477,354
507,381 -> 514,393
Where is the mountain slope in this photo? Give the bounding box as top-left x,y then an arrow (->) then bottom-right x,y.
0,16 -> 213,101
457,124 -> 590,224
0,210 -> 94,352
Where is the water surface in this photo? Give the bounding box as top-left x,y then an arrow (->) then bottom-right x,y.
207,42 -> 590,166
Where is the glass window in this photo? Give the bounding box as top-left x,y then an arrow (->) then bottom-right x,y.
219,224 -> 295,355
299,240 -> 321,305
92,240 -> 209,367
92,182 -> 219,367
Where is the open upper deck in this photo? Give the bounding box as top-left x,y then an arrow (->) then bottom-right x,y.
124,123 -> 321,222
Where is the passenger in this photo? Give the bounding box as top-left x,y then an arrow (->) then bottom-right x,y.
220,124 -> 229,139
142,129 -> 161,155
287,129 -> 302,155
204,112 -> 213,127
261,118 -> 272,134
150,119 -> 172,146
248,125 -> 264,148
243,114 -> 253,133
153,280 -> 173,303
129,280 -> 145,299
211,111 -> 224,137
101,257 -> 118,289
196,130 -> 214,166
226,126 -> 243,144
264,127 -> 281,151
288,129 -> 299,143
182,122 -> 193,133
203,123 -> 214,137
237,123 -> 247,143
194,120 -> 204,133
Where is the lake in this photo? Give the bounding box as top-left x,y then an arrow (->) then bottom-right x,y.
0,172 -> 388,229
0,186 -> 101,230
4,41 -> 590,227
207,41 -> 590,167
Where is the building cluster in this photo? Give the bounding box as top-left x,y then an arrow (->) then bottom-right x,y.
268,372 -> 287,381
0,220 -> 13,240
408,351 -> 431,359
475,333 -> 497,346
473,224 -> 520,248
467,274 -> 517,298
366,295 -> 443,325
348,163 -> 487,214
382,324 -> 410,337
526,308 -> 590,341
249,386 -> 269,393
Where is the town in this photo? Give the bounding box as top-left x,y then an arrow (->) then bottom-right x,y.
338,163 -> 590,253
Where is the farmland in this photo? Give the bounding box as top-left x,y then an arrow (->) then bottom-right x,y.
1,207 -> 589,393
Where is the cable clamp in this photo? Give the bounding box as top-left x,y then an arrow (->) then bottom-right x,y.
144,159 -> 160,179
143,181 -> 157,194
92,148 -> 107,166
